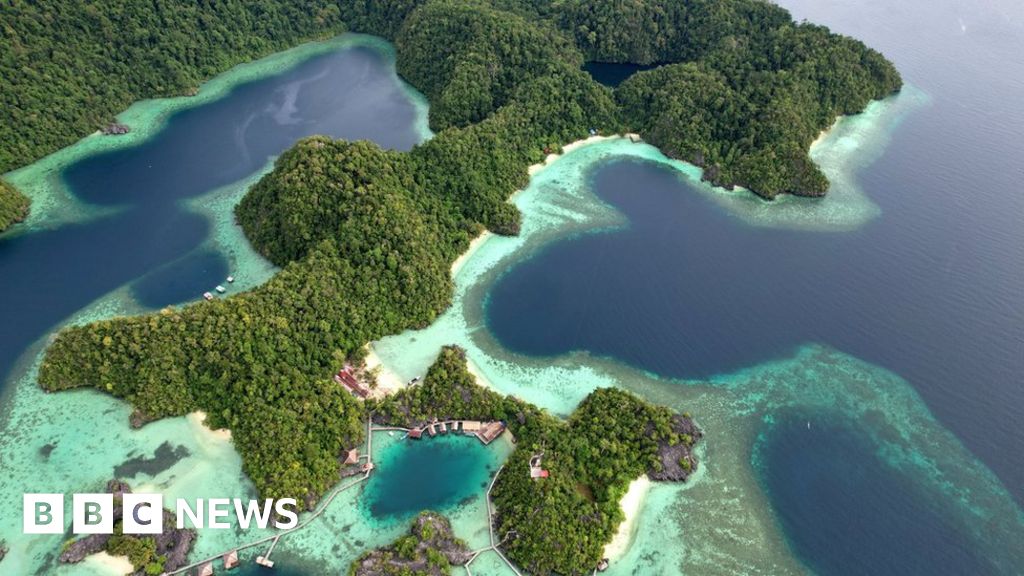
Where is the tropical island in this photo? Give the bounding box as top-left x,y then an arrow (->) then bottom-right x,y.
59,480 -> 196,576
349,511 -> 472,576
370,346 -> 701,575
17,0 -> 901,572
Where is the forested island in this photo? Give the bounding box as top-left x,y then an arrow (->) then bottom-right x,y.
59,480 -> 195,575
349,511 -> 471,576
34,0 -> 896,563
371,346 -> 700,575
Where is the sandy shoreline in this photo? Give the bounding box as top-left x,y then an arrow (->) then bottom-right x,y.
82,551 -> 134,576
367,133 -> 641,397
603,474 -> 651,561
188,410 -> 232,441
528,134 -> 641,177
364,346 -> 407,396
451,230 -> 493,277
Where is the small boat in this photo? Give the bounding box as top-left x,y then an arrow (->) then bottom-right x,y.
388,431 -> 395,437
215,285 -> 226,294
203,292 -> 214,301
226,275 -> 235,283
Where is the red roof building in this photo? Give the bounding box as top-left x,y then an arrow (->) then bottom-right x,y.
334,367 -> 370,398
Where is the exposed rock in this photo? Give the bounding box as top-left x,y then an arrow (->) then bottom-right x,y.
102,123 -> 130,135
350,511 -> 471,576
58,479 -> 195,575
649,414 -> 703,482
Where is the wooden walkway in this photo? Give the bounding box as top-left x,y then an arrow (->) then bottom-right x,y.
463,465 -> 521,576
161,418 -> 376,576
164,417 -> 518,576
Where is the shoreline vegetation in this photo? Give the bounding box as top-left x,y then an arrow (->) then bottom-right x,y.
25,0 -> 901,573
369,346 -> 701,575
0,180 -> 29,233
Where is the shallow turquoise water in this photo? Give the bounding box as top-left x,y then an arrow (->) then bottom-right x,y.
362,434 -> 502,523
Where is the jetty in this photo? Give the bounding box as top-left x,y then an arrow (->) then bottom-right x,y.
161,418 -> 376,576
462,465 -> 521,576
393,419 -> 507,445
170,417 -> 513,575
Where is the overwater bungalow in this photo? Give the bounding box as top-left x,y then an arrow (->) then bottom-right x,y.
439,421 -> 448,434
408,428 -> 423,440
199,562 -> 214,576
427,423 -> 437,437
256,556 -> 275,568
343,448 -> 360,465
215,285 -> 226,294
203,292 -> 214,301
223,549 -> 239,569
477,421 -> 506,445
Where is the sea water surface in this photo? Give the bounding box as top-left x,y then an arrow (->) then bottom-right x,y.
483,0 -> 1024,573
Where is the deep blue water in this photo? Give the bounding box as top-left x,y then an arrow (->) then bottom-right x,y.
0,42 -> 423,391
756,412 -> 997,575
582,62 -> 661,87
487,0 -> 1024,572
362,435 -> 494,521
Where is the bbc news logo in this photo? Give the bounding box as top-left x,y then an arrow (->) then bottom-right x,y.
24,494 -> 298,535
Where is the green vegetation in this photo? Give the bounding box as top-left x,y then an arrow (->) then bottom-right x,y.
107,530 -> 164,575
39,0 -> 890,543
59,481 -> 194,575
372,347 -> 700,576
615,20 -> 901,197
0,180 -> 30,232
0,0 -> 346,174
349,511 -> 470,576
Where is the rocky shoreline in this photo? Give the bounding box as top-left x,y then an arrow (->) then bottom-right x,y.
350,511 -> 470,576
59,480 -> 195,575
649,413 -> 703,482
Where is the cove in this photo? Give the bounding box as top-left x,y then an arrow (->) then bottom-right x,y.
582,62 -> 661,87
0,35 -> 427,395
361,434 -> 502,522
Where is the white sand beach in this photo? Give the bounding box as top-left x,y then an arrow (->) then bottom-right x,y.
452,230 -> 493,277
189,410 -> 232,442
603,474 -> 651,561
528,134 -> 641,177
364,346 -> 407,396
82,551 -> 134,576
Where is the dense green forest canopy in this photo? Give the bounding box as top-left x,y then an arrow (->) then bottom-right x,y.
372,347 -> 699,576
0,180 -> 30,232
39,0 -> 894,527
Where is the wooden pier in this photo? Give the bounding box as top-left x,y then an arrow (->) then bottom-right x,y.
164,417 -> 516,576
161,418 -> 376,576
